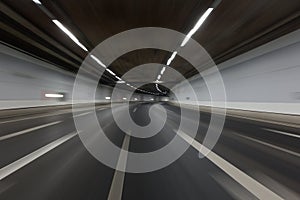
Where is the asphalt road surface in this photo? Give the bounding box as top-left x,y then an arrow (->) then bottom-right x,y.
0,103 -> 299,200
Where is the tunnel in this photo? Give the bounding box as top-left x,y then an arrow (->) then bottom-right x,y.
0,0 -> 300,199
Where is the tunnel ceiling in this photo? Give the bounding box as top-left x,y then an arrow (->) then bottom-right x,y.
1,0 -> 300,93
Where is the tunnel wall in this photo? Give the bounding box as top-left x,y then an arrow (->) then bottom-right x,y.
171,29 -> 300,114
0,44 -> 114,110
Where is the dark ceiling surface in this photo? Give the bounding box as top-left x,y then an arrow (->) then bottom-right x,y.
1,0 -> 300,92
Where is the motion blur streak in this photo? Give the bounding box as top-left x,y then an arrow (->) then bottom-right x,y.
0,0 -> 300,199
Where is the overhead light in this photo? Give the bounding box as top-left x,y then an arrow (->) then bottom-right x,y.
115,76 -> 122,80
126,83 -> 131,86
52,19 -> 88,52
117,80 -> 125,83
156,83 -> 165,94
91,55 -> 106,68
157,74 -> 162,80
167,51 -> 177,65
32,0 -> 42,5
160,67 -> 166,75
106,68 -> 116,76
105,97 -> 111,100
45,93 -> 64,98
123,97 -> 127,100
180,8 -> 214,47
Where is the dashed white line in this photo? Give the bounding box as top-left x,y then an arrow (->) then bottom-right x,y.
107,134 -> 130,200
176,130 -> 284,200
262,128 -> 300,139
0,131 -> 77,180
0,121 -> 62,141
232,132 -> 300,158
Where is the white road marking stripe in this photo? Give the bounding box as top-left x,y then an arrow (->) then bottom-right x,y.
0,132 -> 77,180
263,128 -> 300,139
0,112 -> 67,124
0,121 -> 62,141
0,106 -> 106,124
73,111 -> 92,117
232,132 -> 300,158
107,134 -> 130,200
176,130 -> 284,200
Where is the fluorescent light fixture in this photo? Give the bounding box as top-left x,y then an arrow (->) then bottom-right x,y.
106,68 -> 116,76
180,8 -> 214,47
157,74 -> 162,80
115,76 -> 122,80
156,83 -> 162,93
33,0 -> 42,5
117,80 -> 125,83
52,19 -> 88,52
167,51 -> 177,65
160,67 -> 166,75
105,97 -> 111,100
123,97 -> 127,100
91,55 -> 106,68
134,98 -> 138,100
45,93 -> 64,98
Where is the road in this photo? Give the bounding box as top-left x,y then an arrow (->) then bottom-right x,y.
0,103 -> 299,200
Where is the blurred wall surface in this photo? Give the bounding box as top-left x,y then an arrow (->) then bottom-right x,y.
0,44 -> 114,110
171,30 -> 300,114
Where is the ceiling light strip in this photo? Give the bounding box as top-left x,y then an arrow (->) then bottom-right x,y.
52,20 -> 88,52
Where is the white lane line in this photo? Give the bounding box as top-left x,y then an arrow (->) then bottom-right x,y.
176,130 -> 284,200
73,111 -> 92,117
0,121 -> 62,141
107,134 -> 130,200
262,128 -> 300,139
232,132 -> 300,158
0,132 -> 77,180
0,112 -> 66,124
0,106 -> 106,124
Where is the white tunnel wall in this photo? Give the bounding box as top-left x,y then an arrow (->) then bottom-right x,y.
0,44 -> 115,110
170,30 -> 300,115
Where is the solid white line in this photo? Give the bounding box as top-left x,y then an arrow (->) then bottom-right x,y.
176,130 -> 284,200
0,106 -> 106,124
0,112 -> 66,124
0,132 -> 77,180
232,133 -> 300,158
107,134 -> 130,200
73,111 -> 92,117
0,121 -> 62,141
263,128 -> 300,139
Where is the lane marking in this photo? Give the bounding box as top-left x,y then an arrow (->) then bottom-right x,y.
133,107 -> 137,113
262,128 -> 300,139
176,130 -> 284,200
0,112 -> 67,124
73,111 -> 92,117
232,132 -> 300,158
107,134 -> 130,200
0,121 -> 62,141
0,106 -> 107,124
0,132 -> 77,180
